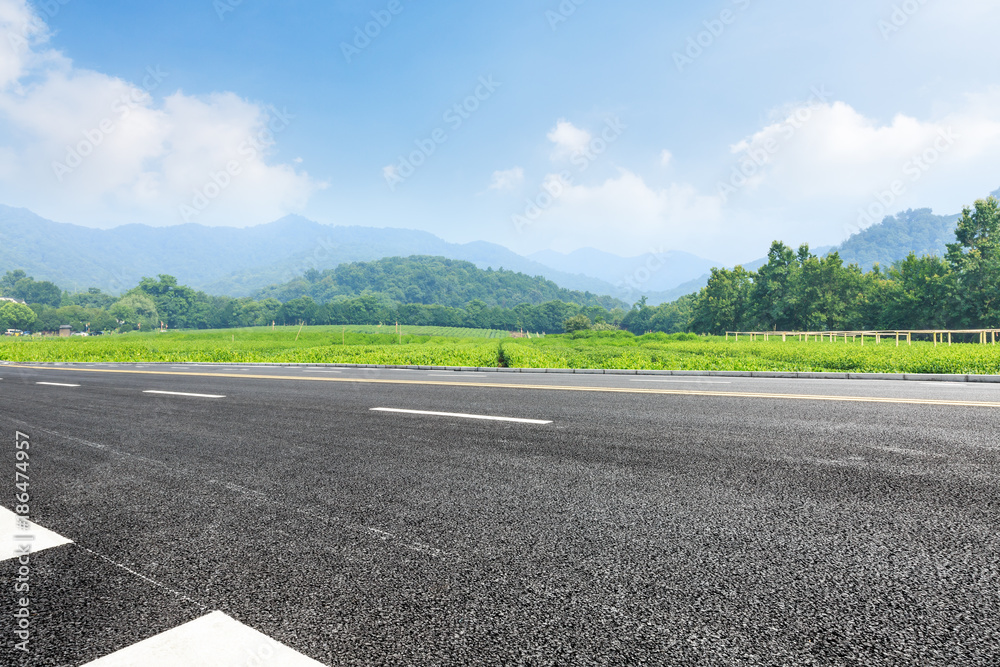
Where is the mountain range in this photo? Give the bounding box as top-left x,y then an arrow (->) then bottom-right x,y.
1,189 -> 996,305
0,205 -> 709,304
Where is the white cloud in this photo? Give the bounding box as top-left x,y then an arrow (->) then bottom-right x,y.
518,169 -> 722,256
659,149 -> 673,167
0,0 -> 323,227
488,167 -> 524,191
715,94 -> 1000,249
546,119 -> 591,160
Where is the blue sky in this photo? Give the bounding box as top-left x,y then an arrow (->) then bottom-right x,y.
1,0 -> 998,263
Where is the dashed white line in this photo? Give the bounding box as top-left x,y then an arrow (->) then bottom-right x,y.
629,378 -> 733,384
143,390 -> 226,399
371,407 -> 552,424
36,382 -> 80,387
302,369 -> 342,373
428,372 -> 488,377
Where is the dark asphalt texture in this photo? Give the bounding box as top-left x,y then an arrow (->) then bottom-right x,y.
2,363 -> 999,665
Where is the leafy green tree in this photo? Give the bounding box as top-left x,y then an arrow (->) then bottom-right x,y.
945,196 -> 1000,326
691,266 -> 753,334
881,254 -> 953,329
0,301 -> 36,331
11,277 -> 62,306
110,293 -> 159,331
0,270 -> 27,295
563,314 -> 592,332
749,242 -> 799,330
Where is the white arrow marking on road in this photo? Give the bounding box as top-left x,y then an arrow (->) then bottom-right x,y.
81,611 -> 325,666
1,506 -> 73,561
143,391 -> 226,399
371,407 -> 552,424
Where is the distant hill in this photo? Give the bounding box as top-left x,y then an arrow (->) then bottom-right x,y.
529,247 -> 719,292
831,189 -> 1000,271
255,256 -> 627,310
833,209 -> 960,271
0,207 -> 648,298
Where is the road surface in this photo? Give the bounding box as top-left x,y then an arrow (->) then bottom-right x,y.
2,363 -> 999,665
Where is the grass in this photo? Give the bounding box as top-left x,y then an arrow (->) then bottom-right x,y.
3,327 -> 1000,374
501,330 -> 1000,374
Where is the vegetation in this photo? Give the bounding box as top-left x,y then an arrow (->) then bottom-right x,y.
836,208 -> 959,271
4,328 -> 1000,375
256,256 -> 624,309
623,195 -> 1000,336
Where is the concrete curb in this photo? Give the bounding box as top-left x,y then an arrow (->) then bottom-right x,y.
14,361 -> 1000,384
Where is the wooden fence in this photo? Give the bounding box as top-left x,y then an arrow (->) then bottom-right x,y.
725,329 -> 1000,347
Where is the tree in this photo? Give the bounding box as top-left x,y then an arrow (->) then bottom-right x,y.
0,301 -> 36,331
109,293 -> 159,331
563,314 -> 592,332
945,196 -> 1000,326
749,242 -> 798,330
0,270 -> 27,295
691,266 -> 753,334
11,277 -> 62,307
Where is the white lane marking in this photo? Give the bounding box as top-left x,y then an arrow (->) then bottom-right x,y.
371,407 -> 552,425
629,378 -> 732,384
36,382 -> 80,387
143,391 -> 226,399
302,369 -> 342,373
1,506 -> 73,561
81,610 -> 325,666
427,372 -> 488,377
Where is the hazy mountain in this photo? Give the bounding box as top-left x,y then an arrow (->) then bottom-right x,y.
832,209 -> 960,271
0,207 -> 649,299
528,248 -> 719,292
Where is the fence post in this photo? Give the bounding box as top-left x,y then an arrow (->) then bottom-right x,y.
948,332 -> 952,346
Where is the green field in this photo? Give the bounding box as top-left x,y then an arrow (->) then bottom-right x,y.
3,327 -> 1000,374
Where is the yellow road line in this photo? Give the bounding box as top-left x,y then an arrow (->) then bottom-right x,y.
10,364 -> 1000,408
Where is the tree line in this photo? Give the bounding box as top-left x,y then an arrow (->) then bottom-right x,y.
622,195 -> 1000,335
0,272 -> 625,335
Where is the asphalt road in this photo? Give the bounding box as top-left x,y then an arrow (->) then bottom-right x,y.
2,362 -> 999,665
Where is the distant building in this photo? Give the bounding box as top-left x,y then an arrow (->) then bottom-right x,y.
59,325 -> 72,338
0,296 -> 25,304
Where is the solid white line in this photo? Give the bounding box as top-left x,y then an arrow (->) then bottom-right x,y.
143,390 -> 226,399
371,407 -> 552,424
36,382 -> 80,387
81,611 -> 325,666
629,378 -> 732,384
